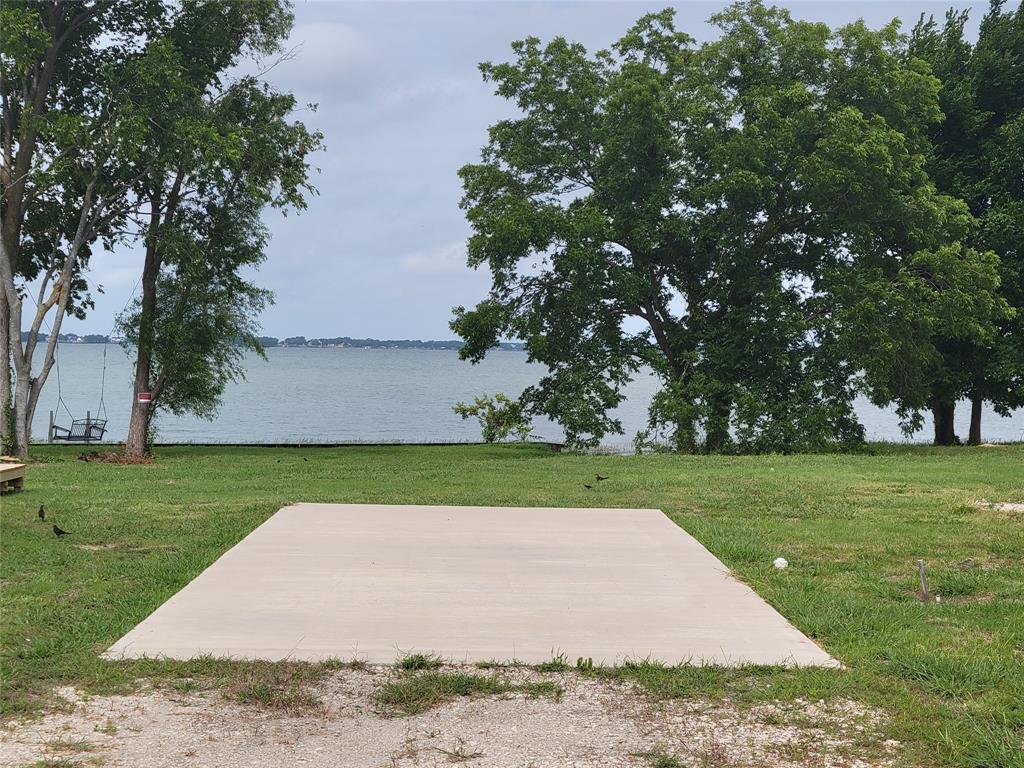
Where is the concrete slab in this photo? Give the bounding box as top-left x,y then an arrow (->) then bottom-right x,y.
106,504 -> 836,667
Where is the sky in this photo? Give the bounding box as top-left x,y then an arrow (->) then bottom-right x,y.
67,0 -> 1003,340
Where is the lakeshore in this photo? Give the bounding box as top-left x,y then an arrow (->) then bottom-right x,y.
32,345 -> 1024,446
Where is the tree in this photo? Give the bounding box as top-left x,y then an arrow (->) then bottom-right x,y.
1,0 -> 164,456
909,2 -> 1024,444
120,0 -> 321,457
453,1 -> 999,451
453,393 -> 533,443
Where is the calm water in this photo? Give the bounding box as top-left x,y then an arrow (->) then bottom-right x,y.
31,345 -> 1024,446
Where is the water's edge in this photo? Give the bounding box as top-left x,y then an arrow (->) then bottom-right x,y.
32,346 -> 1024,446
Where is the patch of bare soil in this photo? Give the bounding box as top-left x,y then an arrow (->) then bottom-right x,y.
78,451 -> 154,465
73,543 -> 177,554
974,500 -> 1024,513
0,667 -> 899,768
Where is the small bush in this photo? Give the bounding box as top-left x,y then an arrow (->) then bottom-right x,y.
452,393 -> 532,443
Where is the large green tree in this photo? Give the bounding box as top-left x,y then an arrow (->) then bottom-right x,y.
454,1 -> 1001,451
0,0 -> 164,456
119,0 -> 321,457
910,1 -> 1024,444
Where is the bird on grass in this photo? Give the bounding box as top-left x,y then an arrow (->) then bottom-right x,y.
53,524 -> 71,537
583,484 -> 593,490
38,505 -> 45,521
596,474 -> 609,482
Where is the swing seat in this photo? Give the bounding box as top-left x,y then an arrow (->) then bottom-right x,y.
52,419 -> 107,442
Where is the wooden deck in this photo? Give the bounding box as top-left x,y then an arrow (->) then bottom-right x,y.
0,461 -> 26,494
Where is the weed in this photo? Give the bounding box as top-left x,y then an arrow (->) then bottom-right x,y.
435,737 -> 485,762
222,661 -> 327,715
95,720 -> 117,736
534,652 -> 571,672
396,652 -> 444,671
630,744 -> 683,768
46,739 -> 98,754
375,671 -> 562,716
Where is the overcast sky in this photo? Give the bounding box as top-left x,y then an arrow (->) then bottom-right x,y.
68,0 -> 1004,340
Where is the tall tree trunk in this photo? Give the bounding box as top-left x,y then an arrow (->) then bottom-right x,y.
124,238 -> 161,458
2,261 -> 30,457
930,396 -> 957,446
12,371 -> 31,454
704,390 -> 732,452
968,394 -> 983,446
124,369 -> 154,457
0,289 -> 10,454
0,186 -> 94,457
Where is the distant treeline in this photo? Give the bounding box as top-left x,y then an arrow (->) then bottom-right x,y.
21,331 -> 524,351
20,331 -> 111,344
261,336 -> 525,351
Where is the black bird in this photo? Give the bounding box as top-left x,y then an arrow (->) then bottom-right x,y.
596,474 -> 609,482
38,504 -> 45,521
303,457 -> 308,462
53,524 -> 71,537
583,484 -> 593,490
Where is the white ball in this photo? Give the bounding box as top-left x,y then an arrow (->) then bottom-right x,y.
773,557 -> 788,569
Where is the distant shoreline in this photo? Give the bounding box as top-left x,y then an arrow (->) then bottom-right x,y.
260,337 -> 525,351
24,332 -> 524,351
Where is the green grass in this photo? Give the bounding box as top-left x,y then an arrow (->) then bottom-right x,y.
44,739 -> 98,754
396,652 -> 445,671
1,443 -> 1023,766
630,744 -> 684,768
375,670 -> 563,716
533,652 -> 572,672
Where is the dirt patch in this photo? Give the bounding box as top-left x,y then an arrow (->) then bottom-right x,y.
78,451 -> 154,465
974,500 -> 1024,514
0,667 -> 898,768
74,543 -> 177,554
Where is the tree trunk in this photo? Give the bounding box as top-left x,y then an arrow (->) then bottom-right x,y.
968,394 -> 983,446
930,396 -> 957,446
124,236 -> 161,458
704,390 -> 732,452
2,201 -> 92,457
0,6 -> 69,457
124,336 -> 155,457
12,371 -> 31,455
0,289 -> 10,454
124,393 -> 153,457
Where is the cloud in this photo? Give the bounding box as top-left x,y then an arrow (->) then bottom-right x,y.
376,77 -> 474,112
94,267 -> 140,290
257,21 -> 370,87
399,241 -> 472,275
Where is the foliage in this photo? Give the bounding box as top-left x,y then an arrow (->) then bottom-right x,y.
114,0 -> 322,446
1,0 -> 170,454
453,1 -> 1003,452
909,1 -> 1024,438
452,392 -> 533,443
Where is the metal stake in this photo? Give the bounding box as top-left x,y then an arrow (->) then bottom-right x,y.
917,559 -> 930,601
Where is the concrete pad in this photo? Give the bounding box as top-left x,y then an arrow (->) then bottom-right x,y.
106,504 -> 836,667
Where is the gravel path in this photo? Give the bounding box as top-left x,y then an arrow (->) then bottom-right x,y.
1,667 -> 897,767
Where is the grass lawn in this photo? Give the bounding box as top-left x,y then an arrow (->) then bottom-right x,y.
1,443 -> 1022,766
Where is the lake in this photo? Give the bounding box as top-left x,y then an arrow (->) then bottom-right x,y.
31,344 -> 1024,446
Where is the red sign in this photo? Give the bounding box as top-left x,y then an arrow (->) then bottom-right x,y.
137,392 -> 152,403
